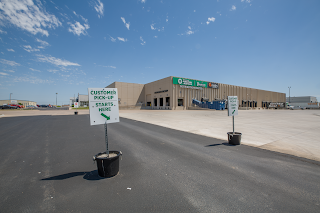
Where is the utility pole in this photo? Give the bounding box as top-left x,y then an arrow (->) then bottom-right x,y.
288,87 -> 291,103
56,93 -> 58,106
10,93 -> 13,103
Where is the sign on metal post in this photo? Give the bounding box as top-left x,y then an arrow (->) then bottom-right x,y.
228,96 -> 238,116
74,102 -> 79,108
228,96 -> 239,134
88,88 -> 119,125
88,88 -> 119,157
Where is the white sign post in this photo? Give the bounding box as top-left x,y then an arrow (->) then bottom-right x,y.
88,88 -> 119,157
228,96 -> 239,134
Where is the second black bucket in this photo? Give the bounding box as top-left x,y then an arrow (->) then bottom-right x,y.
74,111 -> 78,115
227,132 -> 242,145
94,151 -> 121,178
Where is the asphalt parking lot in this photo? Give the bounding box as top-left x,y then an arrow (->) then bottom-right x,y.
0,114 -> 319,212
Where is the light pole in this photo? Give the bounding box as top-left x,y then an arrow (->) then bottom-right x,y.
56,93 -> 58,106
10,93 -> 13,103
288,87 -> 291,103
247,93 -> 248,110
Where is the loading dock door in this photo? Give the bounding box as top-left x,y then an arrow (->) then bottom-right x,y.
166,97 -> 170,106
154,98 -> 157,107
160,98 -> 163,106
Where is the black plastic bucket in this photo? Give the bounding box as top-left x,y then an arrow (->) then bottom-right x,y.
93,151 -> 121,178
227,132 -> 242,145
74,111 -> 78,115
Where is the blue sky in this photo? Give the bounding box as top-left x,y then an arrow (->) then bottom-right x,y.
0,0 -> 319,105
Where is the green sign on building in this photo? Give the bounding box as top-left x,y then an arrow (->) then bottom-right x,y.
173,77 -> 208,88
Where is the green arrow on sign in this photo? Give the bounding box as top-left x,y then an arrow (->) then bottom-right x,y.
232,110 -> 235,114
101,113 -> 110,120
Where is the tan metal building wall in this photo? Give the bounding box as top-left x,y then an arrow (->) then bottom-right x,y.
0,100 -> 37,107
107,82 -> 145,109
106,76 -> 286,110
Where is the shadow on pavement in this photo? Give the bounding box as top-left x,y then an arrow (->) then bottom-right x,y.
205,142 -> 237,147
41,170 -> 107,181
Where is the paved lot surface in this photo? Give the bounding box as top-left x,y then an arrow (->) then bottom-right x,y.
2,109 -> 320,162
0,115 -> 319,212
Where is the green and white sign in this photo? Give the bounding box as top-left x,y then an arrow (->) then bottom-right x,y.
172,77 -> 218,89
88,88 -> 119,125
173,77 -> 208,88
228,96 -> 238,116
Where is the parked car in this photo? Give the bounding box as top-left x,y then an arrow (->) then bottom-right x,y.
286,104 -> 294,110
9,104 -> 23,108
1,105 -> 18,109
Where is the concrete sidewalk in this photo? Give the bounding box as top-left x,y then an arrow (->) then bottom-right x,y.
2,109 -> 320,162
119,109 -> 320,162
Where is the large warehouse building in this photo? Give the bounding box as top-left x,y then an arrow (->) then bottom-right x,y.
106,76 -> 286,110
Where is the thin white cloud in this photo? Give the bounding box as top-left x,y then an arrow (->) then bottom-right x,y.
13,76 -> 53,84
154,36 -> 158,38
7,49 -> 15,52
0,59 -> 20,66
186,26 -> 194,35
0,0 -> 61,36
37,54 -> 80,66
110,36 -> 116,42
140,36 -> 146,45
121,17 -> 130,30
103,66 -> 116,69
141,0 -> 146,3
7,70 -> 15,72
68,21 -> 90,36
206,17 -> 215,25
94,0 -> 104,18
48,69 -> 59,73
186,31 -> 194,35
73,11 -> 89,24
29,68 -> 41,72
0,72 -> 9,76
36,38 -> 49,47
117,37 -> 127,42
230,5 -> 236,11
241,0 -> 251,3
150,23 -> 164,32
23,45 -> 40,52
0,29 -> 7,34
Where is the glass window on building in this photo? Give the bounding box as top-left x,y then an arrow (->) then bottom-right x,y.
154,98 -> 157,106
166,97 -> 170,106
178,99 -> 183,106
